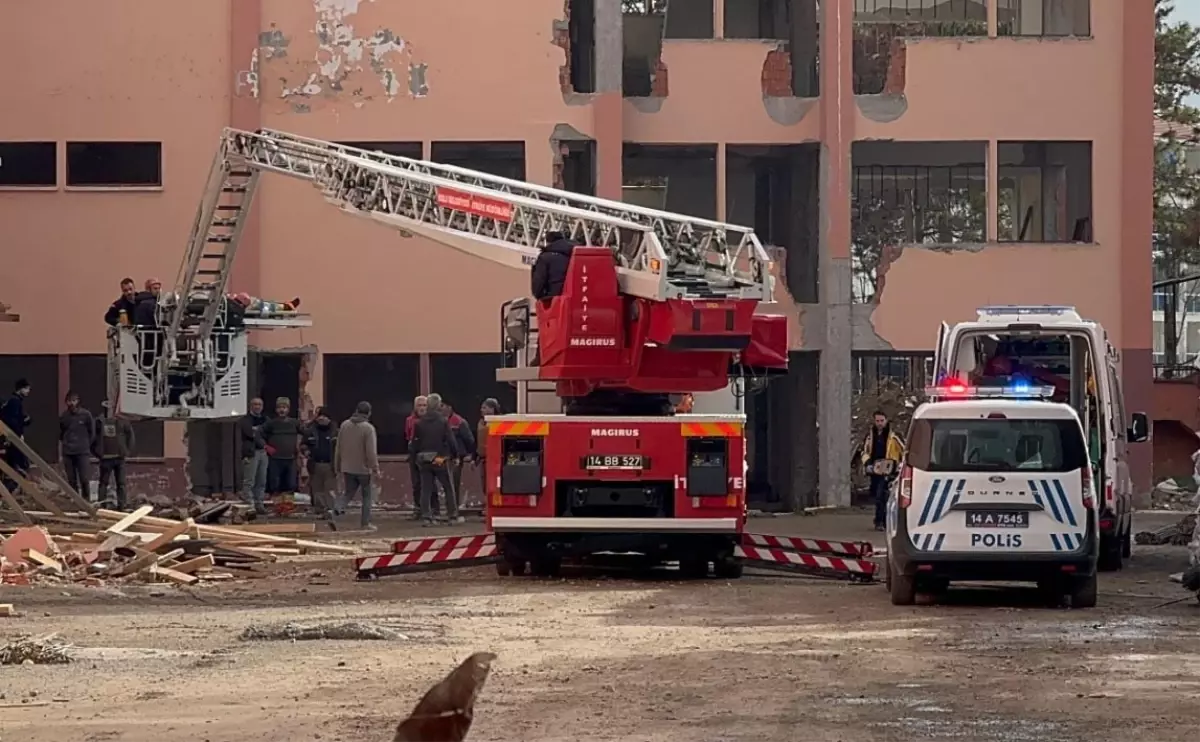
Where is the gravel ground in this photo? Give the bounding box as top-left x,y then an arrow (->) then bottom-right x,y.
1,511 -> 1198,742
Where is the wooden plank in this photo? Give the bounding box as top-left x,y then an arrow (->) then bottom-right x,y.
95,532 -> 141,554
171,554 -> 215,574
232,522 -> 317,535
0,604 -> 14,617
0,476 -> 32,525
0,458 -> 66,517
242,546 -> 302,556
94,508 -> 356,554
112,549 -> 158,577
155,547 -> 186,565
150,565 -> 198,585
21,549 -> 63,574
103,505 -> 154,535
0,420 -> 94,514
144,518 -> 193,551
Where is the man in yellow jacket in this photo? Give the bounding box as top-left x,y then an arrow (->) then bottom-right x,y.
860,410 -> 905,531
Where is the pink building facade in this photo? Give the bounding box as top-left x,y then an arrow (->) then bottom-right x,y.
0,0 -> 1153,506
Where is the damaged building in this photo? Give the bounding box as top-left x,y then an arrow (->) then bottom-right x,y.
0,0 -> 1152,506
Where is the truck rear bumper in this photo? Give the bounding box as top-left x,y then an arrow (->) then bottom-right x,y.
491,516 -> 739,534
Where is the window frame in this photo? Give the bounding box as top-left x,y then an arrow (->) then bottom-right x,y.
65,141 -> 163,189
0,142 -> 58,188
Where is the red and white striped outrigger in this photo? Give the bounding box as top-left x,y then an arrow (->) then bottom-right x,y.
354,531 -> 877,582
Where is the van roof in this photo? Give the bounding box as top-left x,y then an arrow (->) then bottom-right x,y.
914,400 -> 1082,422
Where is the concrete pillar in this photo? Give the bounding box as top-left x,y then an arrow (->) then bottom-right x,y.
1120,0 -> 1156,500
986,139 -> 998,241
594,0 -> 624,200
817,0 -> 855,507
713,0 -> 724,38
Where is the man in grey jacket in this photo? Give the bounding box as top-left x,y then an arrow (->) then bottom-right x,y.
59,391 -> 95,502
335,400 -> 380,532
93,401 -> 135,510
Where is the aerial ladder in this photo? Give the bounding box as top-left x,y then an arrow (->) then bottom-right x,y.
110,128 -> 779,419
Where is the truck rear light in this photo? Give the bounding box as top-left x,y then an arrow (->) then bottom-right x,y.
898,464 -> 913,509
1080,467 -> 1094,510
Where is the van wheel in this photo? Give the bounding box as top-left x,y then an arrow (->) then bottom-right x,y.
889,561 -> 917,606
1068,573 -> 1098,608
1098,533 -> 1123,572
1121,524 -> 1132,559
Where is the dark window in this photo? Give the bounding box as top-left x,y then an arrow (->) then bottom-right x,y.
852,352 -> 935,394
67,355 -> 164,458
430,142 -> 526,180
0,355 -> 60,464
998,141 -> 1093,243
0,142 -> 56,187
906,418 -> 1087,474
323,354 -> 421,456
337,141 -> 423,159
66,142 -> 162,187
429,353 -> 517,433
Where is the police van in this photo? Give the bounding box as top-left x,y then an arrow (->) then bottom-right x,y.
885,382 -> 1100,608
929,306 -> 1149,572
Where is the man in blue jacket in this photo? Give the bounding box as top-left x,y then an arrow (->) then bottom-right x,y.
0,378 -> 32,490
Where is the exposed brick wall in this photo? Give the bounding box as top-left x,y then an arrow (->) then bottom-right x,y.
650,59 -> 670,97
555,0 -> 573,93
761,47 -> 793,97
882,39 -> 907,95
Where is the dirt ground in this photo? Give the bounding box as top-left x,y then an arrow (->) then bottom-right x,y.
3,510 -> 1199,742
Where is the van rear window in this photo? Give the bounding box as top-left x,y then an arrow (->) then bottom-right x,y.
906,418 -> 1088,473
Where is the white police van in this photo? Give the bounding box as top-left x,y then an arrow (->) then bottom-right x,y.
885,382 -> 1100,608
930,306 -> 1149,572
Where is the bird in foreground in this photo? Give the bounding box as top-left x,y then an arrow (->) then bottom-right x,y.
393,652 -> 497,742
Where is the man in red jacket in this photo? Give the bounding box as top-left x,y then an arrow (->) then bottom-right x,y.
405,395 -> 431,519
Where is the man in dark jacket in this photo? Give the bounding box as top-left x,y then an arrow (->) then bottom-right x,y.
59,391 -> 96,502
404,395 -> 432,519
531,232 -> 575,301
104,278 -> 139,327
131,277 -> 161,326
93,401 -> 135,509
410,392 -> 461,526
238,397 -> 268,515
0,378 -> 32,490
302,406 -> 338,520
441,401 -> 476,509
261,396 -> 301,502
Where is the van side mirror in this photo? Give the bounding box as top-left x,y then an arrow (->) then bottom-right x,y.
1127,412 -> 1149,443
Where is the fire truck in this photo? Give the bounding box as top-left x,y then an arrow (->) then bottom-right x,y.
110,128 -> 877,581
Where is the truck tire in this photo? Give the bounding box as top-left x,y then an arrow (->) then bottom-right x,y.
679,555 -> 709,579
713,555 -> 744,579
1098,533 -> 1123,572
888,559 -> 917,606
530,554 -> 561,577
1068,573 -> 1098,608
496,557 -> 527,577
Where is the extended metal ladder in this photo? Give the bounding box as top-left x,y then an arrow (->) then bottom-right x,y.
167,128 -> 774,355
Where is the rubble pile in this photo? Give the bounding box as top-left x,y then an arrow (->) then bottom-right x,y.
0,634 -> 73,665
1135,513 -> 1199,546
239,620 -> 404,642
0,505 -> 355,588
1150,479 -> 1199,511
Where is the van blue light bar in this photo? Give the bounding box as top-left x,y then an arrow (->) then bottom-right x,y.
977,305 -> 1076,316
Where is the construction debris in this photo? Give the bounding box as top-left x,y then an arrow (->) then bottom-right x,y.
0,634 -> 73,666
0,300 -> 18,322
1,505 -> 356,588
1150,479 -> 1198,511
240,621 -> 404,642
1135,513 -> 1198,546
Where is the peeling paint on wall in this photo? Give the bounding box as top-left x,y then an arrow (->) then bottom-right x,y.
270,0 -> 429,108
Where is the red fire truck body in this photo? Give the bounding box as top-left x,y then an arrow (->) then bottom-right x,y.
482,246 -> 784,577
484,414 -> 748,576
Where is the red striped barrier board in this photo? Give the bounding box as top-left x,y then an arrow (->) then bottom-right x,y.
734,544 -> 877,581
391,534 -> 495,556
740,533 -> 873,558
355,534 -> 498,578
